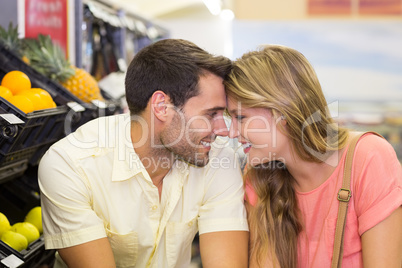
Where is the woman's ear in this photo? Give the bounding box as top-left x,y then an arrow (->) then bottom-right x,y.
273,110 -> 286,126
280,115 -> 287,126
151,91 -> 169,121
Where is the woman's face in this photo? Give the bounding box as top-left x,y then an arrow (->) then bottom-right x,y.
227,97 -> 289,166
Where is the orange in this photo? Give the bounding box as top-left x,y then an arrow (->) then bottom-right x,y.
8,95 -> 34,114
29,88 -> 55,108
49,101 -> 57,108
0,86 -> 13,101
18,90 -> 48,111
1,71 -> 32,95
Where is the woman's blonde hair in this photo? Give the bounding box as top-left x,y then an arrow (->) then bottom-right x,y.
224,45 -> 349,267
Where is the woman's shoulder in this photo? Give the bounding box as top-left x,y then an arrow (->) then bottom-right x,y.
349,131 -> 401,178
353,131 -> 396,158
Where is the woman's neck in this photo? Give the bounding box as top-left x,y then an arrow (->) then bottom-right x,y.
285,149 -> 344,193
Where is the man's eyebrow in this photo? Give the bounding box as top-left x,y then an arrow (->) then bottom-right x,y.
202,106 -> 226,113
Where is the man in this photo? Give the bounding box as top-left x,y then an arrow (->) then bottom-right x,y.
38,39 -> 248,268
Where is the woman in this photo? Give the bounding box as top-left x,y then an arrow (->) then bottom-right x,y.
224,45 -> 402,268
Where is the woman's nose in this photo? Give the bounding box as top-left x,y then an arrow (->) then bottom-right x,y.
213,115 -> 229,137
228,120 -> 240,139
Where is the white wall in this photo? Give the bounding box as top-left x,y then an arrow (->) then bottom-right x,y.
159,17 -> 402,103
161,18 -> 233,59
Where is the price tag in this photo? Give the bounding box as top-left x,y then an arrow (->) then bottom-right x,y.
1,254 -> 24,268
0,114 -> 24,125
67,102 -> 86,112
91,100 -> 107,109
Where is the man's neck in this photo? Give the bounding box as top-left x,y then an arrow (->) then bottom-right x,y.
131,120 -> 175,187
136,147 -> 175,201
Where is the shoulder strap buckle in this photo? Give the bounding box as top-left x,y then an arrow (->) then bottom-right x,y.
337,188 -> 351,202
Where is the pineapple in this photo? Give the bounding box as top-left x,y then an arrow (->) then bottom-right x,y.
0,22 -> 29,63
23,34 -> 103,103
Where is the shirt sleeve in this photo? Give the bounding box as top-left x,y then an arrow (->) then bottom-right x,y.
38,144 -> 106,249
353,134 -> 402,235
197,146 -> 249,234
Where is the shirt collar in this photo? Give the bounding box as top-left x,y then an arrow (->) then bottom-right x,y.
110,114 -> 191,182
111,114 -> 148,182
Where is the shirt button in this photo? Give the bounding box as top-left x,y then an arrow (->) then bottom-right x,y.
188,221 -> 193,227
152,205 -> 158,210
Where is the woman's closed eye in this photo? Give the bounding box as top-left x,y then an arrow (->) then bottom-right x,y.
235,115 -> 245,122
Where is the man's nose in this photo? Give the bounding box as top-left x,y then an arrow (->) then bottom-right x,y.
213,115 -> 229,137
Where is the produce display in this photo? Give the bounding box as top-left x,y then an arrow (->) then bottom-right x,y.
0,70 -> 56,113
10,222 -> 40,244
23,34 -> 103,103
0,23 -> 104,104
24,206 -> 43,234
0,207 -> 42,251
0,10 -> 124,267
1,230 -> 28,251
0,212 -> 10,236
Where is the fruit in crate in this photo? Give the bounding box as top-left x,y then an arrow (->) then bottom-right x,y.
1,70 -> 31,95
10,222 -> 40,244
18,90 -> 48,110
19,88 -> 56,110
30,88 -> 57,108
0,212 -> 11,236
0,69 -> 57,113
0,86 -> 13,101
24,34 -> 103,103
61,66 -> 103,103
1,230 -> 28,251
8,95 -> 35,114
25,206 -> 43,234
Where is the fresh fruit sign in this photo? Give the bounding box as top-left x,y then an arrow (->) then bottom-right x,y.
24,0 -> 68,57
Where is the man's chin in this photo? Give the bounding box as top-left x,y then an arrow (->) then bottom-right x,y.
185,157 -> 209,167
192,158 -> 209,167
176,155 -> 209,167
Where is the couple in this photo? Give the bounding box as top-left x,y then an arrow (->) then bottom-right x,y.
38,39 -> 402,268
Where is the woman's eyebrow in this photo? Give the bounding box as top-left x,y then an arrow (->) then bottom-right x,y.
228,108 -> 239,115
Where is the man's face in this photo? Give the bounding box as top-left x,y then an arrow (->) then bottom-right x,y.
160,72 -> 229,167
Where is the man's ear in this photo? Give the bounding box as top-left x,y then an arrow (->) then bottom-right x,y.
151,91 -> 169,121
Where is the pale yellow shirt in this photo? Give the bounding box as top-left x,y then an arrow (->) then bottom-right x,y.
38,114 -> 248,268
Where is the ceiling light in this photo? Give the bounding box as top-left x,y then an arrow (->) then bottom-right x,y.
220,9 -> 234,20
203,0 -> 221,15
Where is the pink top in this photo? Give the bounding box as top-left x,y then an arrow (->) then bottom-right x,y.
245,133 -> 402,267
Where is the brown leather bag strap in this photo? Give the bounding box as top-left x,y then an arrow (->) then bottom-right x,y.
331,132 -> 383,268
